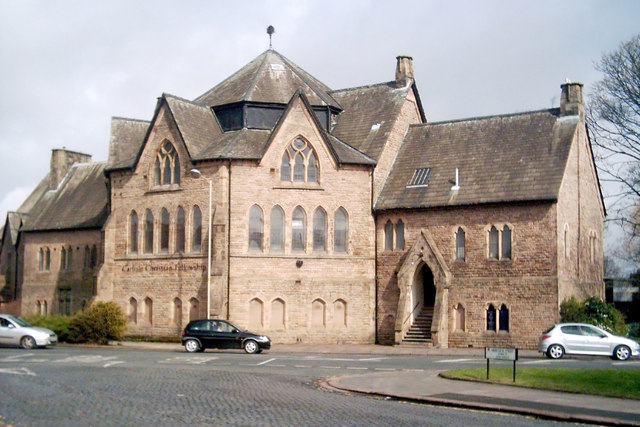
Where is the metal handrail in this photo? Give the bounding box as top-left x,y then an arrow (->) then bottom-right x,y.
403,302 -> 421,326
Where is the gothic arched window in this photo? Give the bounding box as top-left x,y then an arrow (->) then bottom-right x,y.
154,141 -> 180,186
280,138 -> 318,183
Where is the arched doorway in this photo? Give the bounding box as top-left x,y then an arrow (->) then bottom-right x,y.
405,263 -> 436,343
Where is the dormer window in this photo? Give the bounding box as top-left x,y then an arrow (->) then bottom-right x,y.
154,142 -> 180,186
281,138 -> 318,183
407,168 -> 431,188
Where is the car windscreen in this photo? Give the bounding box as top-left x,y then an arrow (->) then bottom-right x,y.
11,316 -> 32,327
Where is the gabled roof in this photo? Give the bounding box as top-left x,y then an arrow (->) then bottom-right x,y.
2,212 -> 25,246
106,117 -> 150,171
330,82 -> 415,161
194,50 -> 341,109
375,109 -> 579,210
21,162 -> 108,231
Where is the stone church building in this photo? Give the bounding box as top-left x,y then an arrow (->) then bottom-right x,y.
0,49 -> 604,348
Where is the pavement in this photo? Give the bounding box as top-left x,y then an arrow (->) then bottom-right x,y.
114,341 -> 640,426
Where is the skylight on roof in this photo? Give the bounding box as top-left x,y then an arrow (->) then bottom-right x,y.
407,167 -> 431,188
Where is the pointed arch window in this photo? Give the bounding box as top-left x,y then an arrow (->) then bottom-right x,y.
280,138 -> 318,183
45,248 -> 51,271
313,208 -> 326,252
395,220 -> 405,250
249,205 -> 264,252
160,208 -> 170,253
192,206 -> 202,252
90,244 -> 97,268
129,297 -> 138,324
499,304 -> 509,331
486,304 -> 496,331
334,208 -> 348,253
270,206 -> 284,252
176,207 -> 185,253
60,247 -> 67,270
144,209 -> 154,254
189,298 -> 200,321
488,226 -> 499,259
129,210 -> 138,254
384,220 -> 393,251
292,207 -> 306,252
501,225 -> 512,259
173,298 -> 183,327
154,141 -> 180,186
38,248 -> 44,271
456,227 -> 465,261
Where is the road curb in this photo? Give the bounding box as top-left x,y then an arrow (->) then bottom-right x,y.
322,373 -> 640,427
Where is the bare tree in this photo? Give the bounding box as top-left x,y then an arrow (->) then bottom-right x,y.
587,35 -> 640,261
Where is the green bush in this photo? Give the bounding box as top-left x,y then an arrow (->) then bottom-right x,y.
68,301 -> 128,345
560,296 -> 628,336
23,314 -> 74,343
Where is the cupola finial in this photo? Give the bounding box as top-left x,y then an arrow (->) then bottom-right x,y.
267,25 -> 275,49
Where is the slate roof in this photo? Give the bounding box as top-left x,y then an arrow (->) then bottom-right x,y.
330,82 -> 413,161
195,50 -> 341,109
375,109 -> 579,210
21,162 -> 108,231
106,117 -> 150,171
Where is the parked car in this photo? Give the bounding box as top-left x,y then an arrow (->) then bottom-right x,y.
181,319 -> 270,354
539,323 -> 640,361
0,314 -> 58,349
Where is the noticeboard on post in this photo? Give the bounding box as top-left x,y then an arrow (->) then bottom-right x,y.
484,347 -> 518,361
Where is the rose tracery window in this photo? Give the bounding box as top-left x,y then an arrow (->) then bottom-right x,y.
154,141 -> 180,186
281,138 -> 318,183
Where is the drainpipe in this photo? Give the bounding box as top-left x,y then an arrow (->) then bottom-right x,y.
227,159 -> 232,320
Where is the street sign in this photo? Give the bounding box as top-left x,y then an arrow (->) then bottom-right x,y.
485,347 -> 518,382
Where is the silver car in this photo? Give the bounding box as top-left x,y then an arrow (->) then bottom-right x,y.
539,322 -> 640,361
0,314 -> 58,349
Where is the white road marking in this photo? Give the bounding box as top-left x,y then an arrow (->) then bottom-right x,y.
346,367 -> 368,370
55,355 -> 118,364
435,358 -> 480,363
103,361 -> 125,367
294,365 -> 312,368
0,367 -> 36,376
159,356 -> 218,365
257,358 -> 276,366
299,356 -> 386,362
319,366 -> 340,369
520,359 -> 550,365
374,368 -> 396,371
0,354 -> 35,362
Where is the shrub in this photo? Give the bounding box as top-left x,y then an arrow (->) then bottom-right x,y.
560,296 -> 628,336
23,314 -> 74,343
68,301 -> 128,345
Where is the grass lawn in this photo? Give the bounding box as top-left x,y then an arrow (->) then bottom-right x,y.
440,367 -> 640,400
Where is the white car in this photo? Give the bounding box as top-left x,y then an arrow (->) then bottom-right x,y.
0,314 -> 58,349
539,323 -> 640,361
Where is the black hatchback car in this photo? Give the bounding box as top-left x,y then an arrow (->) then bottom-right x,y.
181,319 -> 271,354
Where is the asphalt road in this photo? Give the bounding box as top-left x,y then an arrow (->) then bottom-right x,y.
0,346 -> 629,426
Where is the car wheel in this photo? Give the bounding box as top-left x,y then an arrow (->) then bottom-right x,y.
614,345 -> 631,361
20,336 -> 36,350
184,339 -> 200,353
244,339 -> 259,354
547,344 -> 564,359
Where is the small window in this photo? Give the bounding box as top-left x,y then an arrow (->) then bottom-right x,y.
45,248 -> 51,271
454,303 -> 465,331
395,220 -> 405,250
488,226 -> 499,259
129,210 -> 139,254
144,210 -> 154,254
292,207 -> 306,252
160,208 -> 170,253
59,289 -> 71,315
192,206 -> 202,252
176,207 -> 185,253
60,247 -> 67,270
270,206 -> 284,252
486,304 -> 496,331
38,248 -> 44,271
129,297 -> 138,324
84,246 -> 91,269
455,227 -> 465,261
313,208 -> 326,252
501,225 -> 511,259
334,208 -> 348,253
499,304 -> 509,331
384,220 -> 393,251
249,205 -> 263,252
407,167 -> 431,187
90,245 -> 97,268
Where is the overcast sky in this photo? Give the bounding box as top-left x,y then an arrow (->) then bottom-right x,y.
1,0 -> 638,268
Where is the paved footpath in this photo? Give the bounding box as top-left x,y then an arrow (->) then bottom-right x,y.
117,341 -> 640,426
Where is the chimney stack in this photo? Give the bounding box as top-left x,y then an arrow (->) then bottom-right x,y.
395,55 -> 414,88
49,148 -> 92,190
560,81 -> 584,117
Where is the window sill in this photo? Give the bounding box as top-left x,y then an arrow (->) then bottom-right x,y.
146,185 -> 182,194
273,182 -> 323,191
